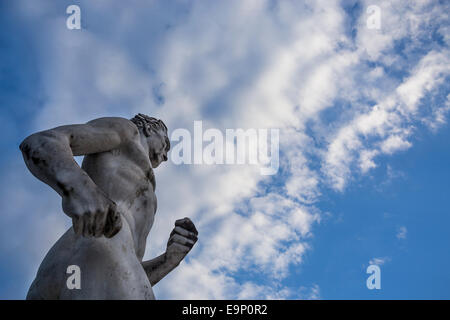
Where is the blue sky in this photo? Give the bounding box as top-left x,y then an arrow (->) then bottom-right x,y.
0,0 -> 449,299
303,124 -> 450,299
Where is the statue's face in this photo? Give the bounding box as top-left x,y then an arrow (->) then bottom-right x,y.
147,129 -> 169,168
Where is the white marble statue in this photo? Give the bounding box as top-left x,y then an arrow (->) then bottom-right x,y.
20,114 -> 198,299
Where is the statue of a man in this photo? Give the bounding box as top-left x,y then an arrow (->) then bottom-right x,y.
19,114 -> 198,299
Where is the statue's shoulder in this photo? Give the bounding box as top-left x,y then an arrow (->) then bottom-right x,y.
87,117 -> 140,140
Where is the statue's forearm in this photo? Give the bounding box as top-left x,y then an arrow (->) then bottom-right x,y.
144,219 -> 198,286
142,253 -> 180,286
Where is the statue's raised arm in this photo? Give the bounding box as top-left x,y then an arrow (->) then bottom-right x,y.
19,117 -> 138,238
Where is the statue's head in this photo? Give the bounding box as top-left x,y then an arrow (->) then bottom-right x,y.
130,113 -> 170,168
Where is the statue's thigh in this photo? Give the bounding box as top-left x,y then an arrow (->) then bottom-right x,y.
59,240 -> 153,300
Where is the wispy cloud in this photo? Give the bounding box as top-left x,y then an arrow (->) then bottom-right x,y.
298,284 -> 321,300
369,257 -> 391,266
397,226 -> 408,240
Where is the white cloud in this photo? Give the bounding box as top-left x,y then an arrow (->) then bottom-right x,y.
369,257 -> 391,266
380,135 -> 412,154
298,284 -> 321,300
322,49 -> 450,190
397,226 -> 408,240
359,149 -> 379,173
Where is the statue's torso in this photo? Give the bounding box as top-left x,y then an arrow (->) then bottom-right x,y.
81,139 -> 157,260
28,140 -> 158,299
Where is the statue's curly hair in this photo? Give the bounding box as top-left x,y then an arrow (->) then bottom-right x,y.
130,113 -> 170,150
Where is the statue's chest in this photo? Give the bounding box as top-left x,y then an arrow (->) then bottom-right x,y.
83,150 -> 157,258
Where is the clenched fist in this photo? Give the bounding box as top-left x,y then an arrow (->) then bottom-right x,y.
165,217 -> 198,266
